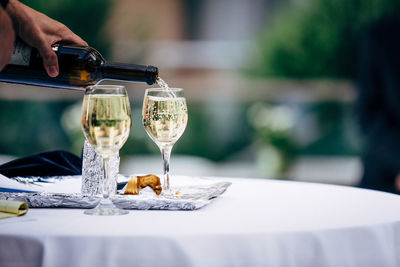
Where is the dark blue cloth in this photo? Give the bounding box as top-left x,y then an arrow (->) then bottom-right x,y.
0,150 -> 82,178
0,187 -> 37,193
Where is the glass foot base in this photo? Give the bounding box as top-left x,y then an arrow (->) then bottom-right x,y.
161,188 -> 178,199
84,199 -> 128,216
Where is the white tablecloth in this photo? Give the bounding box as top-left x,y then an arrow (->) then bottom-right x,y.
1,177 -> 400,267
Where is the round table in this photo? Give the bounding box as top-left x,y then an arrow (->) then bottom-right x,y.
1,177 -> 400,267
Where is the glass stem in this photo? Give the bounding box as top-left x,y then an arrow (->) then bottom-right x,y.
102,157 -> 112,202
161,146 -> 172,192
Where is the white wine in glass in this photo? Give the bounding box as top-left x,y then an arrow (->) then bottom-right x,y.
82,85 -> 131,215
142,88 -> 188,195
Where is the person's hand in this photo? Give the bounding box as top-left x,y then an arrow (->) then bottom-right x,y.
0,8 -> 15,71
6,0 -> 87,77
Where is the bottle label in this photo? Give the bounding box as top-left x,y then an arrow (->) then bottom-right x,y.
9,41 -> 31,66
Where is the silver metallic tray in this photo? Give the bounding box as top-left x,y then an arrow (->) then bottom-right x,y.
0,175 -> 231,210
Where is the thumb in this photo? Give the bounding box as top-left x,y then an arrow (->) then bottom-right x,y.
38,43 -> 59,77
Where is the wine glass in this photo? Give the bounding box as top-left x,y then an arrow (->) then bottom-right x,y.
142,88 -> 188,195
81,85 -> 131,215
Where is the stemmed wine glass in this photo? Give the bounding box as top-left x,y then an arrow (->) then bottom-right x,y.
81,85 -> 131,215
142,88 -> 188,196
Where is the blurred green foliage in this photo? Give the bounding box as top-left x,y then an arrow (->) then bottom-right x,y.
0,100 -> 74,156
0,99 -> 357,160
246,100 -> 359,174
247,103 -> 297,172
0,100 -> 253,160
23,0 -> 112,57
301,102 -> 360,155
255,0 -> 400,78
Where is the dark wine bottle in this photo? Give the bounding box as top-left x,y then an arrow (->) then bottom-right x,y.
0,41 -> 158,90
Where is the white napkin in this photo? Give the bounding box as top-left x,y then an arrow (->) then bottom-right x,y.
0,174 -> 42,192
0,174 -> 82,193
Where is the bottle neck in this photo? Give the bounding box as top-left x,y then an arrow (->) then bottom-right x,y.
101,62 -> 158,85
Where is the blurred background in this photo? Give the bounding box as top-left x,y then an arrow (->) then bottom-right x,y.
1,0 -> 399,187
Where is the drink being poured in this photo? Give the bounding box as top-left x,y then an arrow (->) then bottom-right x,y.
156,77 -> 170,91
156,77 -> 176,98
